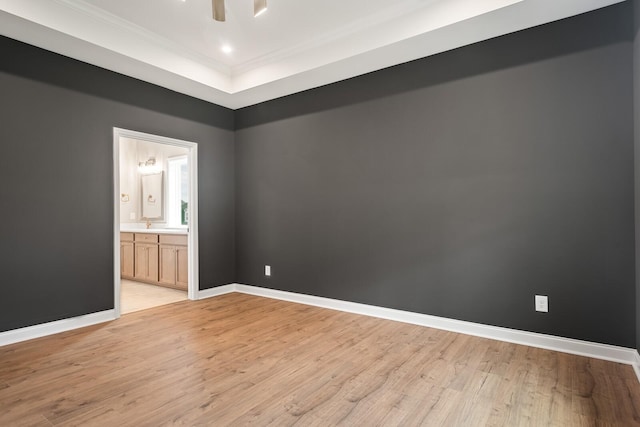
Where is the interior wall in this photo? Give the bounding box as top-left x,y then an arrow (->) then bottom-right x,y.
0,36 -> 235,333
0,2 -> 637,349
235,3 -> 635,347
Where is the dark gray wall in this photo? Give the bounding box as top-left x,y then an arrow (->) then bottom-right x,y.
634,0 -> 640,352
0,37 -> 235,333
1,3 -> 637,349
236,3 -> 636,347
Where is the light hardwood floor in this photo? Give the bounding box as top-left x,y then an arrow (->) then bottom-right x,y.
1,293 -> 639,426
121,279 -> 187,314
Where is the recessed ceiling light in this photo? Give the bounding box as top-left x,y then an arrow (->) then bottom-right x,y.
221,45 -> 233,54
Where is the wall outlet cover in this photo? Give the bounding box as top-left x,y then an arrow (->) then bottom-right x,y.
265,265 -> 271,276
535,295 -> 549,313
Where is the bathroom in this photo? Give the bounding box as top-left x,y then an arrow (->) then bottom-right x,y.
118,136 -> 190,313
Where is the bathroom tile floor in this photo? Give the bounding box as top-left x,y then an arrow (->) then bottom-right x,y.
121,279 -> 187,314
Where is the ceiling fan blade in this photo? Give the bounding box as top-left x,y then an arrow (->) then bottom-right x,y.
254,0 -> 267,17
213,0 -> 225,22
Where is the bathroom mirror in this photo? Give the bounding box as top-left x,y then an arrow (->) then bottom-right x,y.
141,172 -> 163,219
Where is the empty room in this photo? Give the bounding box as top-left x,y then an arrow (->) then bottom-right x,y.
1,0 -> 640,425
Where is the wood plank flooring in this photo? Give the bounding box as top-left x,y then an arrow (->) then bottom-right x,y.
1,293 -> 639,426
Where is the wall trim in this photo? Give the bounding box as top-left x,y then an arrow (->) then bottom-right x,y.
0,310 -> 116,347
633,351 -> 640,384
234,284 -> 639,367
0,280 -> 238,346
197,284 -> 236,300
0,284 -> 228,347
1,284 -> 638,383
113,127 -> 201,317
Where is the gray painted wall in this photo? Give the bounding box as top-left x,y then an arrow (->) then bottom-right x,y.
236,3 -> 636,347
1,3 -> 637,349
634,0 -> 640,352
0,37 -> 235,333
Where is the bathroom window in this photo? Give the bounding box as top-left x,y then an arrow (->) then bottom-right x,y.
167,156 -> 189,228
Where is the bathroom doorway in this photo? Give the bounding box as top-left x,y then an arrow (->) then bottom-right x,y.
113,128 -> 199,317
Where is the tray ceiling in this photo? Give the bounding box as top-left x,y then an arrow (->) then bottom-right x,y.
0,0 -> 625,109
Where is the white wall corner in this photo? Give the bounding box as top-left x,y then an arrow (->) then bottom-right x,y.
197,284 -> 237,300
0,310 -> 116,347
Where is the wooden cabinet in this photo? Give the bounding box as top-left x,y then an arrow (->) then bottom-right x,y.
122,231 -> 188,290
176,246 -> 188,289
120,233 -> 134,279
158,234 -> 188,290
133,233 -> 159,283
134,242 -> 159,283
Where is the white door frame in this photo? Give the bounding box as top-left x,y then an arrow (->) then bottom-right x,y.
113,128 -> 199,317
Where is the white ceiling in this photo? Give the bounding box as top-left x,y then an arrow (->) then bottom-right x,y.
0,0 -> 625,109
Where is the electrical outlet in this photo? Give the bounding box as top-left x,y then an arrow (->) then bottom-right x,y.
535,295 -> 548,313
265,265 -> 271,277
129,212 -> 136,220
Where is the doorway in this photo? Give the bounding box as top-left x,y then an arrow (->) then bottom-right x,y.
113,128 -> 199,317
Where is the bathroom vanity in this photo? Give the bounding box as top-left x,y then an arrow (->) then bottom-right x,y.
120,230 -> 188,291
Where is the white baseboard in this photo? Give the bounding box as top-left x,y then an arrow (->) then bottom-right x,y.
234,284 -> 639,368
197,284 -> 236,300
0,310 -> 116,347
2,284 -> 638,383
633,351 -> 640,383
0,283 -> 237,347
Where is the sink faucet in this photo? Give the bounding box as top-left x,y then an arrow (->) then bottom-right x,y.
146,220 -> 152,229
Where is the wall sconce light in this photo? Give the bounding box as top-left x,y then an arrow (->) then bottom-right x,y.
138,157 -> 159,173
139,157 -> 156,168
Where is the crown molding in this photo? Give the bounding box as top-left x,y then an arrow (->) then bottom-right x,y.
230,0 -> 442,76
55,0 -> 231,75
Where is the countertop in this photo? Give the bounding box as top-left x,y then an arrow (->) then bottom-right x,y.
120,227 -> 188,235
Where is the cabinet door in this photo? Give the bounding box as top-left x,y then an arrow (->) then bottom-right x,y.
134,244 -> 149,280
159,245 -> 177,286
120,241 -> 134,279
147,244 -> 159,282
176,246 -> 189,290
135,243 -> 159,282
